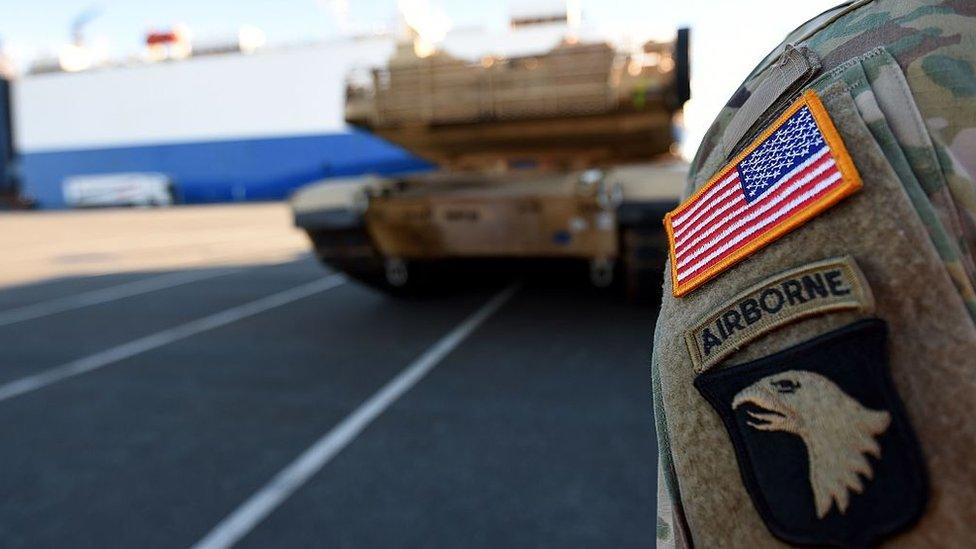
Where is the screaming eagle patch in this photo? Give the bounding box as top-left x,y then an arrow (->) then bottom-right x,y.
694,319 -> 927,547
665,90 -> 862,297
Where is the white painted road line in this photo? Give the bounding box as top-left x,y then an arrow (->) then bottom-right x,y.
0,275 -> 346,404
191,283 -> 520,549
0,268 -> 241,328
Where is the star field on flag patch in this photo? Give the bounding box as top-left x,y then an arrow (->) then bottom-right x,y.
665,90 -> 862,297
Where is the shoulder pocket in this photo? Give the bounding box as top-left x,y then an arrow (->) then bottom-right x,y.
811,49 -> 976,321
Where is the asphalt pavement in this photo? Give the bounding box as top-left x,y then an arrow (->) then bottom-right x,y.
0,204 -> 660,548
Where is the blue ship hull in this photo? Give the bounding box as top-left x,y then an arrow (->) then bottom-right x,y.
21,130 -> 430,208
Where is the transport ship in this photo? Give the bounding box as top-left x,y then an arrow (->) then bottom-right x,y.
5,3 -> 679,209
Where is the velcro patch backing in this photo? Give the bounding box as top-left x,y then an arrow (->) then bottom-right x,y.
665,90 -> 862,297
685,256 -> 873,373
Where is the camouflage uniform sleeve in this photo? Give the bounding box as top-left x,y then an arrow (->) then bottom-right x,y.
654,1 -> 976,546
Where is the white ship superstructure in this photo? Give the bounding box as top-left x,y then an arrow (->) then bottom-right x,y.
7,3 -> 663,208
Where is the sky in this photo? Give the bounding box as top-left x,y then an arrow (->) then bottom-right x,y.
0,0 -> 843,157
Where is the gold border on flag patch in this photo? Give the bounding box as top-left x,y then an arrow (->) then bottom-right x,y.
664,90 -> 862,297
685,256 -> 874,374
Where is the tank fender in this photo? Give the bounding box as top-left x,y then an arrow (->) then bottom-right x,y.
290,175 -> 388,230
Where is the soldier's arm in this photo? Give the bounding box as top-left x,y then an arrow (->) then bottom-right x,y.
654,1 -> 976,546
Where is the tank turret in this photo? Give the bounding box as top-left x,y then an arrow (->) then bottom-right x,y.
345,29 -> 690,169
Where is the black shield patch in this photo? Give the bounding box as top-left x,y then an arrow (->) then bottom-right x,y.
694,319 -> 927,547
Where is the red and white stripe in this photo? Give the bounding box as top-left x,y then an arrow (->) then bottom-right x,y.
671,145 -> 840,283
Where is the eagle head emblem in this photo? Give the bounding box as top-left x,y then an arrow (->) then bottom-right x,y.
732,370 -> 891,519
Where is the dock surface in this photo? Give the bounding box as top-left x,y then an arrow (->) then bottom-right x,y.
0,204 -> 658,548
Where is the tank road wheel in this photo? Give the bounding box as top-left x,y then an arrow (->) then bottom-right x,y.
384,257 -> 410,288
589,257 -> 615,288
620,226 -> 669,304
308,228 -> 382,283
307,229 -> 424,297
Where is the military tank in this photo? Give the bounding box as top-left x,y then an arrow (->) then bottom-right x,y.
292,25 -> 690,301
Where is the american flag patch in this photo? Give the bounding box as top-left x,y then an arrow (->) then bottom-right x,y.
665,90 -> 862,297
